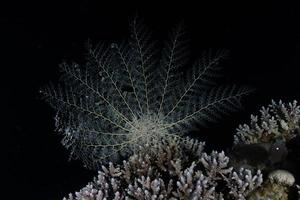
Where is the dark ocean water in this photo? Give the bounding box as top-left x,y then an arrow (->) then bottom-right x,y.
2,1 -> 300,199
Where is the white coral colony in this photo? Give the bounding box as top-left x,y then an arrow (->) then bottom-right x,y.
268,169 -> 295,186
247,170 -> 295,200
63,138 -> 264,200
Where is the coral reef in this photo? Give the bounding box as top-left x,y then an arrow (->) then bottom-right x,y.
229,100 -> 300,199
63,137 -> 263,200
247,170 -> 295,200
234,100 -> 300,145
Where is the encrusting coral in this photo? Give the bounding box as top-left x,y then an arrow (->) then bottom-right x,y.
247,169 -> 295,200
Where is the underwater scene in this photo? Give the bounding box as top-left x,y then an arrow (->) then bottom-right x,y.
4,1 -> 300,200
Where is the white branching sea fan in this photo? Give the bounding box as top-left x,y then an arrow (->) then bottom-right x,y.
42,17 -> 253,169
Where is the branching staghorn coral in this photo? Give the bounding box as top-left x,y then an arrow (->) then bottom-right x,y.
234,100 -> 300,145
41,17 -> 252,169
230,100 -> 300,199
63,137 -> 263,200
